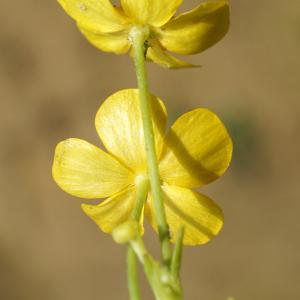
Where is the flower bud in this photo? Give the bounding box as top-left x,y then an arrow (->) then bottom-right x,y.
112,220 -> 139,244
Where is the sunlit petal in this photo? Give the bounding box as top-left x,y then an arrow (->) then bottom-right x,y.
157,0 -> 229,55
121,0 -> 182,27
159,108 -> 232,188
95,89 -> 167,172
52,138 -> 133,198
146,43 -> 198,69
58,0 -> 129,33
78,25 -> 130,54
82,187 -> 141,233
146,185 -> 224,245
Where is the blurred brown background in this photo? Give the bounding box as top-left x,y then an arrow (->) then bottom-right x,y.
1,0 -> 299,299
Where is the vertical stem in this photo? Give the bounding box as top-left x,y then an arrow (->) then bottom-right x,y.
132,174 -> 149,221
127,247 -> 141,300
131,27 -> 172,266
127,174 -> 149,300
171,226 -> 185,279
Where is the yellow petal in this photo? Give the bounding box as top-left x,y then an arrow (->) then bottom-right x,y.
120,0 -> 182,27
157,0 -> 229,55
95,89 -> 167,172
146,43 -> 198,69
82,187 -> 139,233
159,108 -> 232,188
58,0 -> 129,33
78,25 -> 130,54
52,138 -> 133,199
146,185 -> 224,245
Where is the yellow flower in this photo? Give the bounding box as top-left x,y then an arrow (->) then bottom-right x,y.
58,0 -> 229,68
52,89 -> 232,245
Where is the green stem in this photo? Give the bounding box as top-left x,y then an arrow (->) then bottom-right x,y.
127,174 -> 149,300
127,247 -> 140,300
132,174 -> 149,221
130,238 -> 182,300
171,226 -> 185,279
131,26 -> 172,266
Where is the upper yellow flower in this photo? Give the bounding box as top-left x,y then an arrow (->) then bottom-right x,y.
58,0 -> 230,68
52,89 -> 232,245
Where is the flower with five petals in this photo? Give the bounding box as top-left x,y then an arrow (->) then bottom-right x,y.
52,89 -> 232,245
58,0 -> 229,68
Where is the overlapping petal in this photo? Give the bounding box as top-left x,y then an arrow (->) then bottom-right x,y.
58,0 -> 230,68
95,89 -> 167,172
82,187 -> 138,233
146,185 -> 224,245
78,26 -> 130,54
52,138 -> 133,198
58,0 -> 129,32
159,108 -> 232,188
146,42 -> 197,69
121,0 -> 182,27
157,0 -> 229,55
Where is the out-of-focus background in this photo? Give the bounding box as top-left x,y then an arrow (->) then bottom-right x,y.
1,0 -> 299,299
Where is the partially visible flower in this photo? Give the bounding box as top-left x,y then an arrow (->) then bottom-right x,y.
58,0 -> 229,68
52,89 -> 232,245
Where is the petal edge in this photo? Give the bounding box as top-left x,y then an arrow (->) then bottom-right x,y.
146,185 -> 224,245
158,0 -> 230,55
78,25 -> 131,54
58,0 -> 129,33
121,0 -> 182,27
52,138 -> 133,199
82,187 -> 139,233
147,43 -> 199,69
95,89 -> 167,172
159,108 -> 233,188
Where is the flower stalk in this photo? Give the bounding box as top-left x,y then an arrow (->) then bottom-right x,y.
130,237 -> 183,300
129,26 -> 184,300
127,174 -> 149,300
171,226 -> 185,280
131,26 -> 172,266
127,247 -> 141,300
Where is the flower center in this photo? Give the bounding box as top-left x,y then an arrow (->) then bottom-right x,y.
129,25 -> 150,45
134,173 -> 149,188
